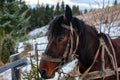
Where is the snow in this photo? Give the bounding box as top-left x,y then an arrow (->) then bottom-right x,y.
96,20 -> 120,38
0,21 -> 120,80
0,69 -> 11,80
28,25 -> 48,36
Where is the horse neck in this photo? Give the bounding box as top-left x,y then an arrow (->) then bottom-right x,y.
77,25 -> 100,68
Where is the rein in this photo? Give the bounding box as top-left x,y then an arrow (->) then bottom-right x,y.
41,53 -> 62,62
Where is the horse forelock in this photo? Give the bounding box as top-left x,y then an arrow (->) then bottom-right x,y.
48,15 -> 64,37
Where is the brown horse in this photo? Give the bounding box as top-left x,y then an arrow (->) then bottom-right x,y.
38,5 -> 120,80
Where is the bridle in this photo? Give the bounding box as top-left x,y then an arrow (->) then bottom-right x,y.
41,22 -> 79,71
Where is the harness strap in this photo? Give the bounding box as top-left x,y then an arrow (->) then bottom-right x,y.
101,42 -> 105,79
80,40 -> 101,80
62,23 -> 74,59
100,34 -> 119,80
62,23 -> 79,60
79,35 -> 119,80
100,36 -> 116,79
79,68 -> 120,80
41,53 -> 62,62
106,35 -> 119,80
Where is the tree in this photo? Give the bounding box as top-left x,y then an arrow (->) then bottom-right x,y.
72,5 -> 80,16
54,2 -> 60,16
76,6 -> 80,15
50,5 -> 54,18
60,1 -> 65,14
0,0 -> 5,11
0,36 -> 15,63
114,0 -> 117,5
0,0 -> 30,60
44,4 -> 51,24
84,9 -> 88,14
36,1 -> 42,27
0,0 -> 30,39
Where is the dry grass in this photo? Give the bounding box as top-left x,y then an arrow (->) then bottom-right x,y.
19,44 -> 33,58
0,61 -> 4,67
59,63 -> 80,80
77,4 -> 120,26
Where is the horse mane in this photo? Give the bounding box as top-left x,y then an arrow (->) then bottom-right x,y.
72,18 -> 99,68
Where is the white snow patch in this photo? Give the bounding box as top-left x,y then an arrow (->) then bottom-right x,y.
28,25 -> 48,36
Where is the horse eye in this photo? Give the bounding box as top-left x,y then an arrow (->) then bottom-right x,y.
57,36 -> 64,42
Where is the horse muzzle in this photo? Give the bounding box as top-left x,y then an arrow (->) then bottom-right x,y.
38,60 -> 59,79
39,69 -> 55,79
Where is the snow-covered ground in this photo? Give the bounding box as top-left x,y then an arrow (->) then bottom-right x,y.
0,21 -> 120,80
96,20 -> 120,37
28,25 -> 48,37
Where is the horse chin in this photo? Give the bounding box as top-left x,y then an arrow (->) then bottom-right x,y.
50,73 -> 55,79
42,71 -> 56,79
47,66 -> 60,79
49,70 -> 56,78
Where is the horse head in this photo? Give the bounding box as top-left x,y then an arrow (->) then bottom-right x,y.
38,5 -> 99,79
38,5 -> 74,79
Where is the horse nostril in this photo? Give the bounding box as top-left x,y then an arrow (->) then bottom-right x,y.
39,69 -> 47,78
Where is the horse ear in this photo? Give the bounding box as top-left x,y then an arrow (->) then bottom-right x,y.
64,5 -> 72,22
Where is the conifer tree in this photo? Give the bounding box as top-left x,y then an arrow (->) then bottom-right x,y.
54,2 -> 60,16
72,5 -> 80,16
50,5 -> 54,18
61,1 -> 65,14
0,0 -> 30,39
0,36 -> 15,63
84,9 -> 88,14
114,0 -> 117,5
44,4 -> 51,24
0,0 -> 30,60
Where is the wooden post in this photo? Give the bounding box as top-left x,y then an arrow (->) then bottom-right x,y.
10,53 -> 21,80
